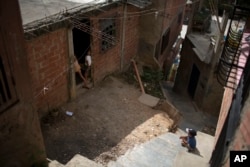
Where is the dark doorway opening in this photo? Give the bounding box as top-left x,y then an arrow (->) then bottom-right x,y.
72,19 -> 90,85
188,64 -> 200,98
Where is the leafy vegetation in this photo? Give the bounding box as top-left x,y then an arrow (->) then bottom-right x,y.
121,66 -> 165,99
141,67 -> 165,99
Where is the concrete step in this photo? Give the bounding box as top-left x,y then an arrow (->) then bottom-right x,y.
138,93 -> 160,107
172,130 -> 214,167
108,132 -> 182,167
48,160 -> 65,167
48,129 -> 214,167
65,154 -> 104,167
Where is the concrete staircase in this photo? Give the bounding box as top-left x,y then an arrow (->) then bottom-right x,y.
107,132 -> 182,167
49,130 -> 214,167
48,154 -> 104,167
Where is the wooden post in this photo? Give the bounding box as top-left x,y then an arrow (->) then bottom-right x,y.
131,59 -> 145,94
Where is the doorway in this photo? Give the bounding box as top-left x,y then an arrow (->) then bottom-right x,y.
72,19 -> 90,85
188,64 -> 200,98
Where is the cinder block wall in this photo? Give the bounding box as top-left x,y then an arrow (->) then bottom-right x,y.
25,28 -> 69,117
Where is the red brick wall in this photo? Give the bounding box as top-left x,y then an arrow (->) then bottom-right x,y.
91,4 -> 139,83
91,14 -> 121,84
123,6 -> 139,67
0,0 -> 47,166
24,4 -> 139,115
25,28 -> 69,117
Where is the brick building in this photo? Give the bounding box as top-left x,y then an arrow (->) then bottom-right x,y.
1,0 -> 186,165
21,1 -> 142,117
18,0 -> 186,117
0,0 -> 47,166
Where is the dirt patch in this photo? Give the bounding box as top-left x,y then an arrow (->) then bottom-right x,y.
41,75 -> 173,165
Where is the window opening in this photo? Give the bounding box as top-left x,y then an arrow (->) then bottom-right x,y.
100,19 -> 116,51
0,55 -> 19,113
155,39 -> 161,59
161,29 -> 170,54
178,12 -> 183,24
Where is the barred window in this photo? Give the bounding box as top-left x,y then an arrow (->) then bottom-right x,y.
0,55 -> 19,113
100,19 -> 116,51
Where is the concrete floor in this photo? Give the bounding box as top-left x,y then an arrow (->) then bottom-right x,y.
49,79 -> 218,167
106,81 -> 218,167
161,81 -> 218,133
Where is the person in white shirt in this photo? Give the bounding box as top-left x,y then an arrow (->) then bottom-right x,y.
84,50 -> 92,82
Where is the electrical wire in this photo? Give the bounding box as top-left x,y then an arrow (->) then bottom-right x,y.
24,0 -> 201,32
34,43 -> 92,99
71,17 -> 118,44
26,0 -> 202,100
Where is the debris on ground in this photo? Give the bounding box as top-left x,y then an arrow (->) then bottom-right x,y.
41,75 -> 173,165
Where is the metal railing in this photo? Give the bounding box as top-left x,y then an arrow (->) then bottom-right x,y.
217,5 -> 250,90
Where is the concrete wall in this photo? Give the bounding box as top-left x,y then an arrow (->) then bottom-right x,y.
173,37 -> 223,116
25,28 -> 69,117
0,0 -> 47,166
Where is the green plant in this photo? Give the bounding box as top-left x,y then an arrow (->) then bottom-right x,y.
141,67 -> 165,99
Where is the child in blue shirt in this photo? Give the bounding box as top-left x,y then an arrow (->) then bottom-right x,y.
180,128 -> 197,152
